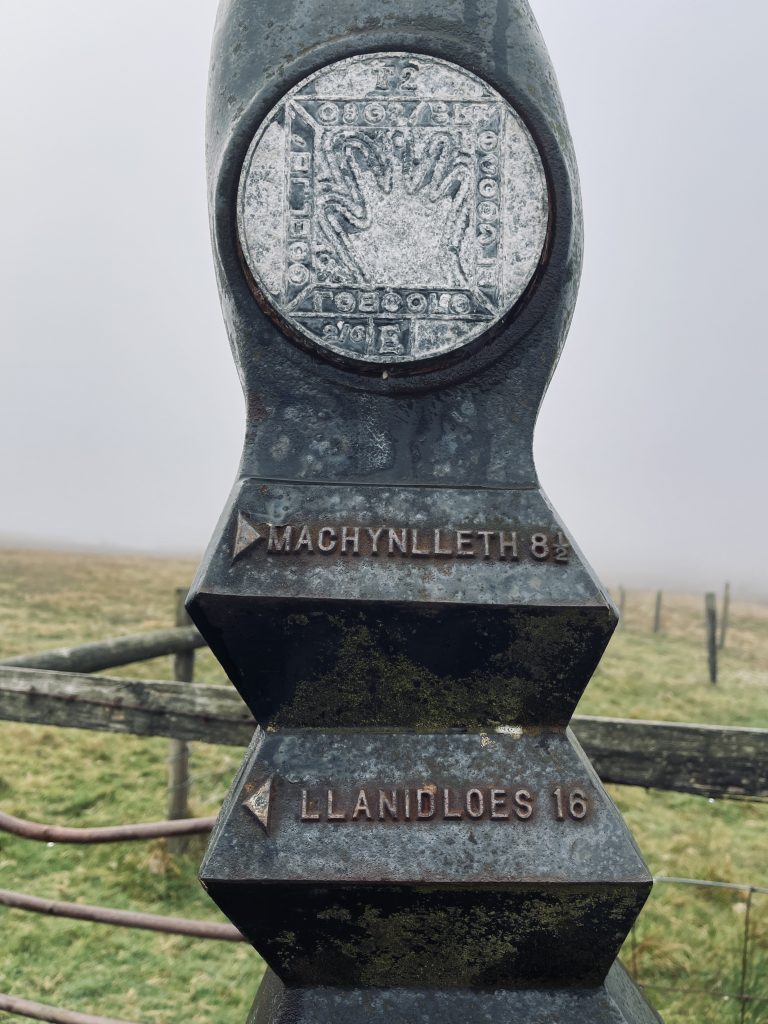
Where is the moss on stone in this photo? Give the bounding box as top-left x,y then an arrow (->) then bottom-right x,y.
275,886 -> 640,988
271,606 -> 612,729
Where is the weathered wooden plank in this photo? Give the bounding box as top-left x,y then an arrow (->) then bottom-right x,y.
1,667 -> 766,800
0,627 -> 205,674
0,667 -> 255,746
573,715 -> 768,801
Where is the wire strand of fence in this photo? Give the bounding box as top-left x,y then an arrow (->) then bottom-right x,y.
0,993 -> 142,1024
625,875 -> 767,1015
634,982 -> 765,1004
0,809 -> 215,844
654,875 -> 768,895
0,889 -> 244,942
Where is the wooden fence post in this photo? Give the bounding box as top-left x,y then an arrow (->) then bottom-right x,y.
618,587 -> 626,629
167,588 -> 195,851
719,582 -> 731,650
653,590 -> 663,634
705,592 -> 718,685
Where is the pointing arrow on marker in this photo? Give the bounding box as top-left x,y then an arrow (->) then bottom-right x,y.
232,513 -> 265,561
242,776 -> 273,834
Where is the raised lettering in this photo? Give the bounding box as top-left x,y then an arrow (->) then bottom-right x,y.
531,532 -> 550,560
490,789 -> 509,819
476,530 -> 494,558
374,66 -> 396,91
428,292 -> 452,315
317,526 -> 337,553
465,788 -> 484,819
416,788 -> 436,819
406,292 -> 428,313
499,530 -> 519,561
443,788 -> 462,819
553,787 -> 565,821
456,530 -> 475,557
312,289 -> 333,312
268,525 -> 293,552
554,531 -> 571,563
293,783 -> 593,826
378,789 -> 399,821
244,521 -> 574,564
434,529 -> 452,556
341,526 -> 360,554
388,528 -> 408,555
352,789 -> 372,821
327,789 -> 346,822
515,789 -> 534,820
569,789 -> 588,820
294,525 -> 314,553
300,789 -> 320,821
411,529 -> 430,556
367,527 -> 385,554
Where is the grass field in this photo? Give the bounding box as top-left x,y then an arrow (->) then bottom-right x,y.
0,549 -> 766,1023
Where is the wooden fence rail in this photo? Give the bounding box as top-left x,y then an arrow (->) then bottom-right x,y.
0,666 -> 253,744
573,716 -> 768,801
1,666 -> 765,802
0,627 -> 204,674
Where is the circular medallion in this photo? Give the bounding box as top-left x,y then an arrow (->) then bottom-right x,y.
238,53 -> 549,367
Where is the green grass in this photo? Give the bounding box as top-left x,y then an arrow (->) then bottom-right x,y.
0,551 -> 766,1023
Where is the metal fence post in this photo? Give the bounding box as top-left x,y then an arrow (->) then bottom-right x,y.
167,587 -> 194,851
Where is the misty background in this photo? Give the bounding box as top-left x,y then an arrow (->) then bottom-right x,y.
1,2 -> 766,596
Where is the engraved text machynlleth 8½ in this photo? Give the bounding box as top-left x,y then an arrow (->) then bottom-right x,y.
237,53 -> 549,367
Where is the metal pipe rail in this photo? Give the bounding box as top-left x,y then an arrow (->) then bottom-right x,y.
0,889 -> 244,942
0,809 -> 215,844
0,994 -> 141,1024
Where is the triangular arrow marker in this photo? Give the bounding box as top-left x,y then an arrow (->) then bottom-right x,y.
242,776 -> 273,834
232,513 -> 264,561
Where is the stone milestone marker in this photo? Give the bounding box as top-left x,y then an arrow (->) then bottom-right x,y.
188,2 -> 663,1021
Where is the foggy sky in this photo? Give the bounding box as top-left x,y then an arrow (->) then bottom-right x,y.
1,2 -> 766,596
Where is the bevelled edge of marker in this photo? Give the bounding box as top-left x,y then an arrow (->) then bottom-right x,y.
189,596 -> 614,728
246,961 -> 663,1023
